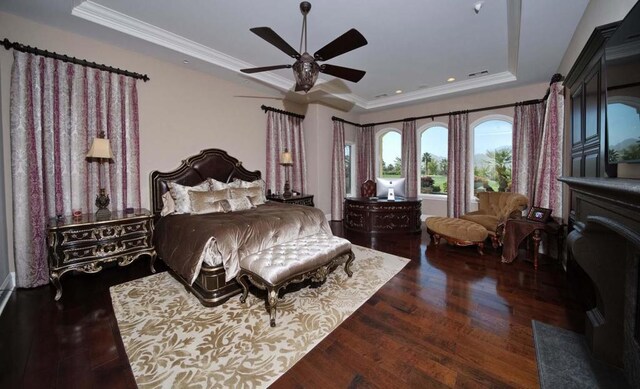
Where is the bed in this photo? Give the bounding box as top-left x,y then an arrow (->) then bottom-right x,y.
150,148 -> 331,306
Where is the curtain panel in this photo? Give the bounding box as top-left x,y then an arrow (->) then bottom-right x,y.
265,111 -> 307,195
534,82 -> 564,218
10,51 -> 141,288
512,101 -> 545,203
356,125 -> 375,187
401,120 -> 418,197
447,112 -> 470,217
331,121 -> 346,220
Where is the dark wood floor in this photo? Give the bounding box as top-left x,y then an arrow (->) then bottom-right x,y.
0,222 -> 584,388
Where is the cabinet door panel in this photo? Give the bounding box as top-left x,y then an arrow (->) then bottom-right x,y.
571,86 -> 583,145
584,67 -> 600,142
584,151 -> 599,177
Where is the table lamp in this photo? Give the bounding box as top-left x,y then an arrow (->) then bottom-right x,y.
86,131 -> 113,219
280,148 -> 293,198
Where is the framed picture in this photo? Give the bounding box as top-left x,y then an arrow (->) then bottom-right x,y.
527,206 -> 552,223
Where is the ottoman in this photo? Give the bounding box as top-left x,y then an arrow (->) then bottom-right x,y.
426,217 -> 488,255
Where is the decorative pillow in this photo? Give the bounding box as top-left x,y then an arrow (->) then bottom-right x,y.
232,179 -> 267,204
167,180 -> 211,214
219,196 -> 254,212
229,187 -> 265,206
160,191 -> 176,216
209,178 -> 231,191
188,189 -> 230,214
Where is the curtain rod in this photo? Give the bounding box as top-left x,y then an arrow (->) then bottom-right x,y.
261,105 -> 305,119
1,38 -> 150,82
333,73 -> 563,128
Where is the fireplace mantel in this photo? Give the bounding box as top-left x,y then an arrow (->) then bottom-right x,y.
560,176 -> 640,387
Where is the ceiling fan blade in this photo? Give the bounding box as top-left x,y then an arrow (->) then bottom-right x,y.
240,64 -> 292,74
320,64 -> 366,83
314,28 -> 368,61
250,27 -> 300,59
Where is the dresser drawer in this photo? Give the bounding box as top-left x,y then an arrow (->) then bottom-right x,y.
61,235 -> 152,264
61,219 -> 149,245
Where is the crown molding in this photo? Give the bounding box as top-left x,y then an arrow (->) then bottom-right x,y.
362,71 -> 517,110
72,1 -> 521,112
72,1 -> 293,90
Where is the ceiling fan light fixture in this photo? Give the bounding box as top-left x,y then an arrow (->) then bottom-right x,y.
293,53 -> 320,92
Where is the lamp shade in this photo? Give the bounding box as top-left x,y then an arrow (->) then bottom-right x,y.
280,149 -> 293,165
86,137 -> 113,159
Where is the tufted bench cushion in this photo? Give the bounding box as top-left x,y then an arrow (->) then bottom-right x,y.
237,233 -> 354,326
426,216 -> 488,255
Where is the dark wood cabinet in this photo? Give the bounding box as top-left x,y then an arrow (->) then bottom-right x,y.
565,22 -> 620,220
267,194 -> 314,207
343,197 -> 422,234
47,209 -> 156,300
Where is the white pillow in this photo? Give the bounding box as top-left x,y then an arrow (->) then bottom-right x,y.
167,180 -> 210,214
229,187 -> 265,206
232,179 -> 267,204
221,196 -> 254,212
188,189 -> 230,214
160,191 -> 176,216
209,178 -> 231,191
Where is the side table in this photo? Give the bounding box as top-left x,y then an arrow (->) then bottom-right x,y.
501,217 -> 564,270
267,194 -> 314,207
47,208 -> 156,300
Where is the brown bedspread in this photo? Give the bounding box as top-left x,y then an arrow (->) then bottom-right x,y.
154,202 -> 332,284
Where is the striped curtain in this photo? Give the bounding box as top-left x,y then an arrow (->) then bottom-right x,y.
512,101 -> 545,203
447,112 -> 470,217
534,82 -> 564,218
331,121 -> 345,220
10,51 -> 141,288
401,120 -> 418,197
356,125 -> 375,186
265,111 -> 307,195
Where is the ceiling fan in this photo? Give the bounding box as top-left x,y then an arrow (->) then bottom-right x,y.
240,1 -> 368,93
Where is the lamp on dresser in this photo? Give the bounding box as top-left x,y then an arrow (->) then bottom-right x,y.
86,131 -> 113,220
280,148 -> 293,198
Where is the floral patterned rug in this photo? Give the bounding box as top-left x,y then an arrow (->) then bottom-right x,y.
110,244 -> 410,388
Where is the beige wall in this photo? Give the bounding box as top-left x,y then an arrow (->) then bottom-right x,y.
358,82 -> 548,216
304,103 -> 358,215
0,11 -> 303,273
558,0 -> 636,76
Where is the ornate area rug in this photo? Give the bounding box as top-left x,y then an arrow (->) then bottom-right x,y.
110,245 -> 409,388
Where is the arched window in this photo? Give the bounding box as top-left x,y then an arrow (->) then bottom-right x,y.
472,117 -> 513,193
419,124 -> 448,195
378,129 -> 401,178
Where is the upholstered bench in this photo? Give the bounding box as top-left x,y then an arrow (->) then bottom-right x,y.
426,217 -> 488,255
236,234 -> 354,327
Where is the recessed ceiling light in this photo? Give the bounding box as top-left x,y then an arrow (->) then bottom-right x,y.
183,59 -> 190,64
395,89 -> 403,94
447,77 -> 456,82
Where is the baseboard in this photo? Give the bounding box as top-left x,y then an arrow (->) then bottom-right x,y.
0,272 -> 16,317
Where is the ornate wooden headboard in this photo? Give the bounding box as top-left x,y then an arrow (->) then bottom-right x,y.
149,149 -> 261,218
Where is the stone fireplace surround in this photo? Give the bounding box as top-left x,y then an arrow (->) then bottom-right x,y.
560,177 -> 640,388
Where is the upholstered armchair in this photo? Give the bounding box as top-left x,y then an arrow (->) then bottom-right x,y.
460,192 -> 528,247
361,179 -> 376,197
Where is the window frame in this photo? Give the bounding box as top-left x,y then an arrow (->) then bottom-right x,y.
417,122 -> 449,199
375,128 -> 402,178
470,114 -> 514,199
344,141 -> 357,197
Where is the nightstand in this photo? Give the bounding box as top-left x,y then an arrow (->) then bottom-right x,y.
267,194 -> 314,207
47,209 -> 156,300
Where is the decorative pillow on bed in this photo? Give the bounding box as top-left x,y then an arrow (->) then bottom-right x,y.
219,196 -> 254,212
188,189 -> 230,214
209,178 -> 231,191
229,187 -> 265,206
231,179 -> 267,204
160,192 -> 176,216
168,180 -> 211,214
